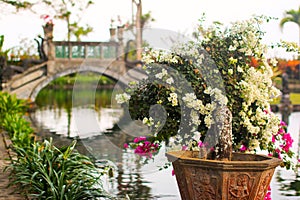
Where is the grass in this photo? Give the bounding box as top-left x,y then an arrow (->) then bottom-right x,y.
48,73 -> 116,88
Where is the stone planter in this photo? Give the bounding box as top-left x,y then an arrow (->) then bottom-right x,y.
166,151 -> 282,200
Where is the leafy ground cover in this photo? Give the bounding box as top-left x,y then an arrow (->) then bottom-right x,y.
0,91 -> 112,199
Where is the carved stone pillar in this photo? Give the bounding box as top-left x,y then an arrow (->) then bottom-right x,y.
43,24 -> 55,61
117,26 -> 125,60
109,28 -> 116,41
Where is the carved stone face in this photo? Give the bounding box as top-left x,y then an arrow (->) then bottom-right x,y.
201,173 -> 210,185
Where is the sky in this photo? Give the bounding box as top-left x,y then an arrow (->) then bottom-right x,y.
0,0 -> 299,59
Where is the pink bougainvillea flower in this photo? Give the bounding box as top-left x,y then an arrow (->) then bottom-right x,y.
139,136 -> 147,141
240,144 -> 247,151
272,135 -> 276,143
280,121 -> 287,127
123,143 -> 129,149
264,191 -> 272,200
133,137 -> 140,143
198,141 -> 204,147
172,169 -> 175,176
275,148 -> 282,159
264,185 -> 272,200
182,145 -> 187,151
133,139 -> 160,158
133,136 -> 147,143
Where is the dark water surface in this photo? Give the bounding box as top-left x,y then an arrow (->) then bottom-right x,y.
29,87 -> 300,200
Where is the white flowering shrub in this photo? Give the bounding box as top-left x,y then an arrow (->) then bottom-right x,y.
118,16 -> 296,169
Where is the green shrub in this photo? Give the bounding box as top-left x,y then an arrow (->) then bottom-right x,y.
0,92 -> 33,148
1,113 -> 34,148
0,92 -> 112,199
0,92 -> 28,117
7,138 -> 111,199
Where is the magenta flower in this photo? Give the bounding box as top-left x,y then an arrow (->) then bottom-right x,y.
132,139 -> 160,158
240,144 -> 247,151
124,143 -> 129,149
139,136 -> 147,141
264,185 -> 272,200
264,191 -> 272,200
133,136 -> 147,143
280,121 -> 287,127
182,145 -> 187,150
272,135 -> 276,143
172,169 -> 175,176
198,141 -> 204,147
275,149 -> 282,159
280,133 -> 293,153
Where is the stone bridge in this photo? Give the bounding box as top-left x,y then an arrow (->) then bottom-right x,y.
2,28 -> 146,101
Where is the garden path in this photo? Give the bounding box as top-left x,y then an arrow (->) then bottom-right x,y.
0,132 -> 24,200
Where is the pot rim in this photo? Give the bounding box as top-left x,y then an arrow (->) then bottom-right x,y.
166,150 -> 282,170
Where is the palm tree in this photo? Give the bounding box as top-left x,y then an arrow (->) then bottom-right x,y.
280,6 -> 300,48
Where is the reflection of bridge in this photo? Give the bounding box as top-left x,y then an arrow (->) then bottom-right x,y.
3,27 -> 146,101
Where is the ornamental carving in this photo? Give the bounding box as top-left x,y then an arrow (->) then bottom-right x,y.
229,173 -> 254,200
191,168 -> 218,200
173,164 -> 189,199
255,171 -> 273,200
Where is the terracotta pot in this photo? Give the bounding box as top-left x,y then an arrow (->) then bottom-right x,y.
166,151 -> 282,200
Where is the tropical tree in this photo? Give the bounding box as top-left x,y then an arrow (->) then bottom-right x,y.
127,0 -> 155,62
132,0 -> 143,61
0,0 -> 33,11
0,0 -> 94,41
280,6 -> 300,47
72,23 -> 93,41
43,0 -> 94,41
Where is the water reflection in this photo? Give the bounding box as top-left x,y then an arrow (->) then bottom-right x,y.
30,87 -> 300,199
275,169 -> 300,197
269,112 -> 300,199
30,87 -> 179,199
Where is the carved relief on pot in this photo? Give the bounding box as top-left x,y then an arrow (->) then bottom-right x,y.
173,164 -> 189,199
229,173 -> 254,200
255,171 -> 273,200
191,168 -> 218,200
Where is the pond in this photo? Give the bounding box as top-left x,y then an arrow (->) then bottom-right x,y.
29,86 -> 300,199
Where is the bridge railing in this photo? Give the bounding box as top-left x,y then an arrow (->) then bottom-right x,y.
53,41 -> 120,59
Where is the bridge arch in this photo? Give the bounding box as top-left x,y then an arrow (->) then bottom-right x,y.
30,65 -> 127,101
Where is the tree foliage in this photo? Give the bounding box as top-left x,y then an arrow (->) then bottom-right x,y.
280,6 -> 300,50
41,0 -> 94,41
0,0 -> 33,11
1,0 -> 94,41
280,6 -> 300,29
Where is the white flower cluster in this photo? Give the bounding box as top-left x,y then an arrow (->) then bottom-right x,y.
237,63 -> 281,149
182,87 -> 227,129
155,68 -> 174,85
142,50 -> 179,65
172,42 -> 205,65
168,93 -> 178,106
115,93 -> 131,104
204,87 -> 228,106
228,18 -> 268,57
239,65 -> 280,108
143,117 -> 154,126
